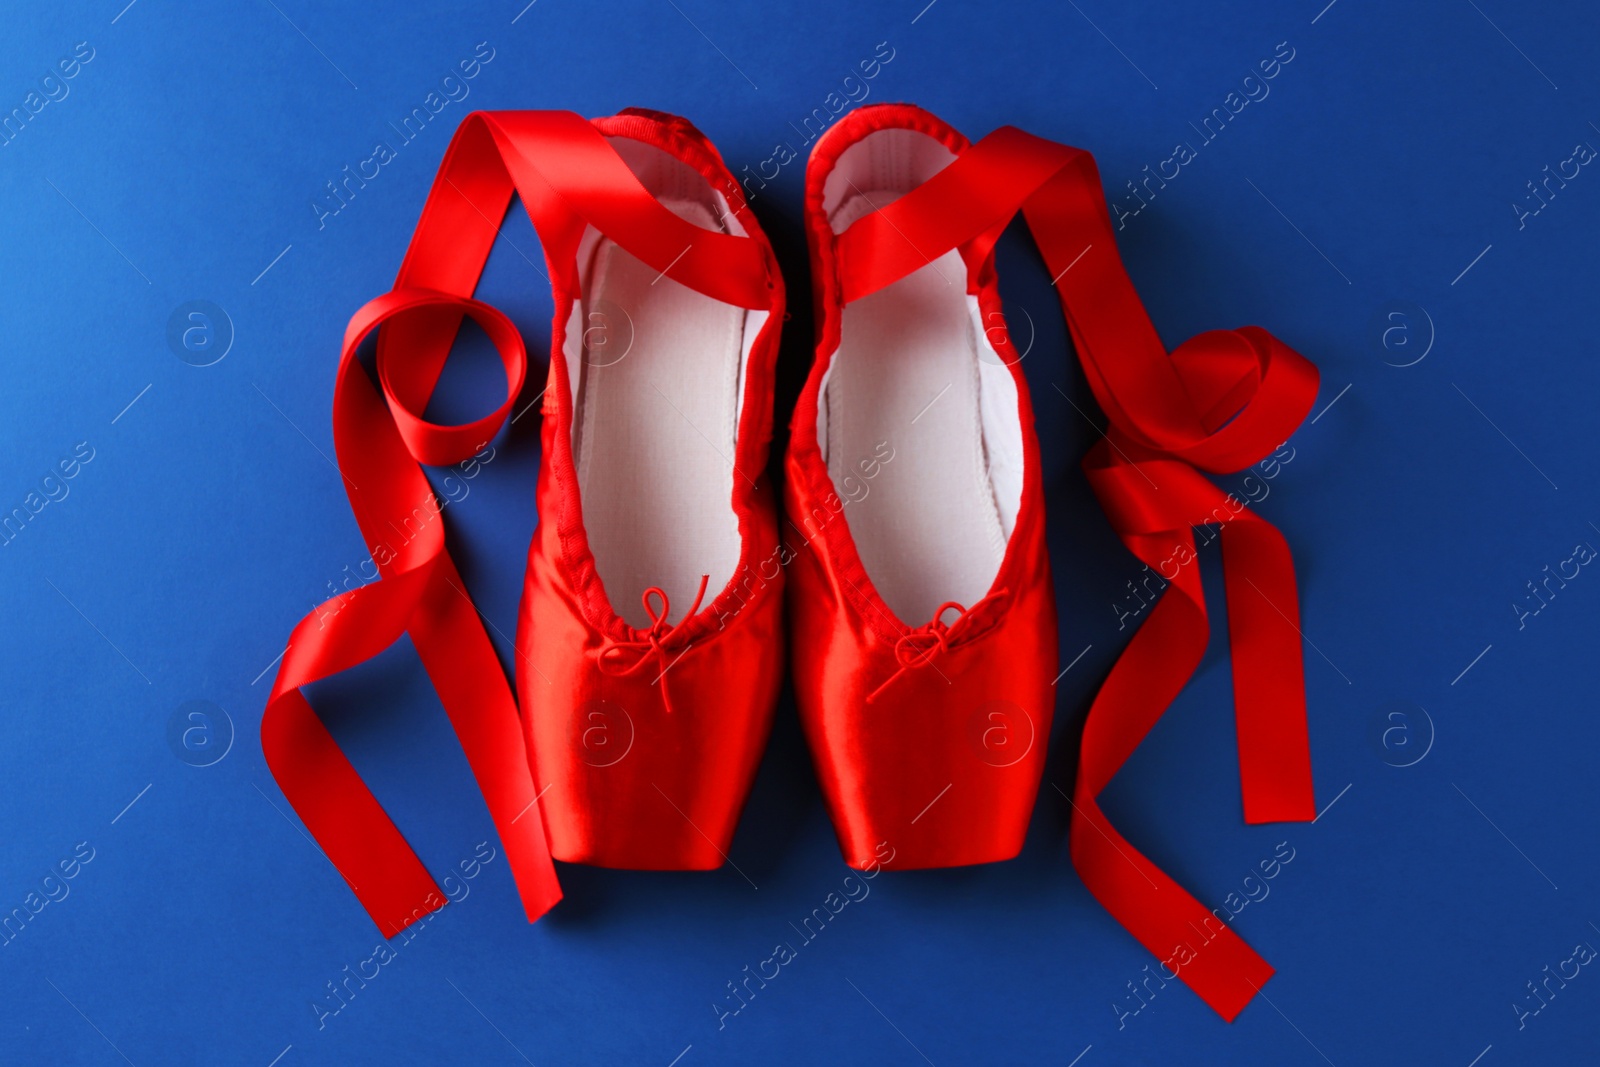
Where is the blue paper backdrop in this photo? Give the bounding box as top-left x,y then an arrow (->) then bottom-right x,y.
3,0 -> 1598,1063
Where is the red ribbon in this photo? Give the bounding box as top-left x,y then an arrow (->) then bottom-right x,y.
260,286 -> 556,938
262,111 -> 775,937
838,125 -> 1319,1020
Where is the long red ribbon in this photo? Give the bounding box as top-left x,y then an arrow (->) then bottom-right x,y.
261,111 -> 772,937
838,126 -> 1319,1020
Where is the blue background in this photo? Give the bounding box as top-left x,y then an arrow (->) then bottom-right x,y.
2,0 -> 1597,1063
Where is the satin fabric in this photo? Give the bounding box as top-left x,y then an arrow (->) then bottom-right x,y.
793,105 -> 1319,1022
786,107 -> 1060,871
513,109 -> 786,869
262,110 -> 785,934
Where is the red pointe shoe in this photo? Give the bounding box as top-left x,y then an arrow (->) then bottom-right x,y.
785,105 -> 1059,870
514,109 -> 787,869
262,110 -> 784,944
786,104 -> 1321,1022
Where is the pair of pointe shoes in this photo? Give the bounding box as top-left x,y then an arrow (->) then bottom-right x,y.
266,99 -> 1320,1021
518,103 -> 1057,873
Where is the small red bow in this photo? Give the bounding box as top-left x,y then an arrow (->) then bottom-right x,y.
867,588 -> 1009,704
597,574 -> 710,714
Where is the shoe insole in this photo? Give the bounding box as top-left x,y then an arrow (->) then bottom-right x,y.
827,191 -> 1007,625
575,199 -> 746,629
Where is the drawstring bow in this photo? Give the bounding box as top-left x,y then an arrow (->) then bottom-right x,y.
866,587 -> 1009,703
597,574 -> 711,713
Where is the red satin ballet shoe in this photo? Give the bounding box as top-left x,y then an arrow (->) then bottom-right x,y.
787,103 -> 1321,1022
262,110 -> 784,943
785,105 -> 1059,871
514,108 -> 787,869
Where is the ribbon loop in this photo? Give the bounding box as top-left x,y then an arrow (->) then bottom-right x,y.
361,288 -> 529,469
1154,327 -> 1319,474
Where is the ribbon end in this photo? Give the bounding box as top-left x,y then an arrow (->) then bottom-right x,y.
1221,964 -> 1277,1023
522,887 -> 563,925
377,889 -> 448,940
1242,791 -> 1317,826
